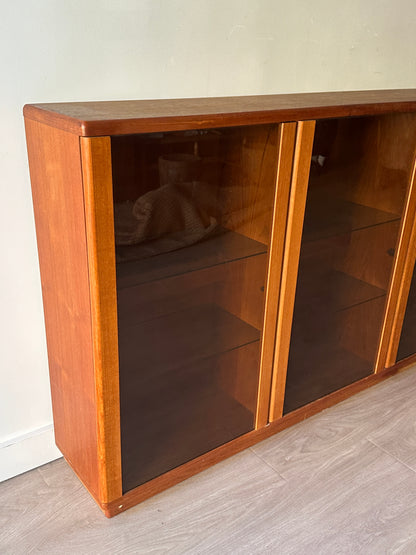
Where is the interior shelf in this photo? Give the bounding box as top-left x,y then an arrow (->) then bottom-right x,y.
294,270 -> 386,313
119,304 -> 259,491
302,189 -> 400,243
121,383 -> 253,491
116,230 -> 267,289
118,303 -> 261,389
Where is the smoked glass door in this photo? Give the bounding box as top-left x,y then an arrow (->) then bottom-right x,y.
281,114 -> 416,414
111,124 -> 280,492
397,261 -> 416,362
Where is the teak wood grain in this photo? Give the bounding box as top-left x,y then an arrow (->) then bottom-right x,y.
328,114 -> 416,216
24,92 -> 416,518
219,124 -> 279,244
256,122 -> 297,428
80,137 -> 122,502
24,120 -> 101,499
24,89 -> 416,136
268,120 -> 316,422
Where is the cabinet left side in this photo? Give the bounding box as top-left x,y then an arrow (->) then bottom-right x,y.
25,116 -> 295,514
24,119 -> 122,512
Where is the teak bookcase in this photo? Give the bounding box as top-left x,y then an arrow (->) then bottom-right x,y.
24,90 -> 416,517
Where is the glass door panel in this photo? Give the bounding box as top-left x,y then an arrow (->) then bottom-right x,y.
112,124 -> 279,492
283,114 -> 416,414
397,261 -> 416,361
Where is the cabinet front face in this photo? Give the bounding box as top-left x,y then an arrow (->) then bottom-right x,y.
111,124 -> 281,492
280,114 -> 416,415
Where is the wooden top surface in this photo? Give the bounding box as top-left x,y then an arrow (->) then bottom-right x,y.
23,89 -> 416,136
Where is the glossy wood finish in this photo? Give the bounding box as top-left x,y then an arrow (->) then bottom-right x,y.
268,121 -> 316,421
24,120 -> 100,499
24,89 -> 416,136
80,138 -> 122,502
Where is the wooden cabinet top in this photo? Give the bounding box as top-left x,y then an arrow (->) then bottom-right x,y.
23,89 -> 416,137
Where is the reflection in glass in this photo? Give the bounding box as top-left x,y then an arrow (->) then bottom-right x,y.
112,125 -> 278,492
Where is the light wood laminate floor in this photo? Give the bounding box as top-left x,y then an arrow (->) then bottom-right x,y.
2,366 -> 416,554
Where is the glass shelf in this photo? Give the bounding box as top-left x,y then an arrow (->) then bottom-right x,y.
118,303 -> 261,388
116,229 -> 267,289
294,269 -> 386,314
302,188 -> 400,244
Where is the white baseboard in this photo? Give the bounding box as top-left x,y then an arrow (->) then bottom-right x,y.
0,424 -> 62,482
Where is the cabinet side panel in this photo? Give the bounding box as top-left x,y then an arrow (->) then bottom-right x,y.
25,119 -> 100,498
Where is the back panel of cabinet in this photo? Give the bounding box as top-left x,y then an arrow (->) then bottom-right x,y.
283,113 -> 416,414
111,125 -> 279,492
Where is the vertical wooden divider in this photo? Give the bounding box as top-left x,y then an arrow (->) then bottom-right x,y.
80,137 -> 122,503
375,150 -> 416,369
268,120 -> 316,422
255,122 -> 297,428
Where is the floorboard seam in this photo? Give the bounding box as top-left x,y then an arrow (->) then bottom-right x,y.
366,437 -> 416,475
35,468 -> 51,488
248,446 -> 287,481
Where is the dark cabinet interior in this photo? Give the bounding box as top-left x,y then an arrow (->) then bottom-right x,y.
397,261 -> 416,362
283,114 -> 416,413
111,125 -> 279,491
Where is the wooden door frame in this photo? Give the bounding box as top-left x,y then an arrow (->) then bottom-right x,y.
80,136 -> 123,503
255,122 -> 297,427
268,121 -> 316,422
